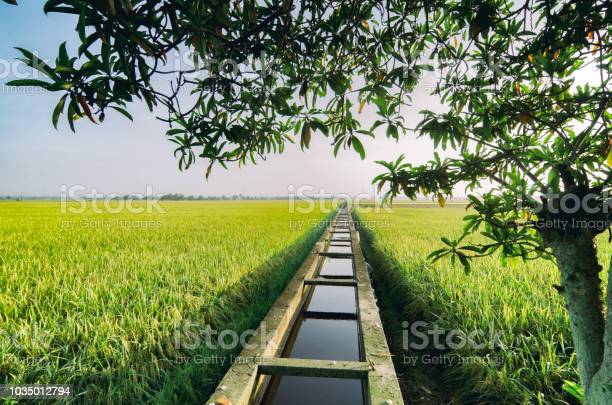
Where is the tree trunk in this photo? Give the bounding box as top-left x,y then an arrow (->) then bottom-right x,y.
585,257 -> 612,404
548,231 -> 609,403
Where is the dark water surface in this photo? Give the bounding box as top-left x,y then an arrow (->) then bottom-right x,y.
261,212 -> 365,404
284,317 -> 360,361
319,257 -> 354,278
262,376 -> 365,405
306,285 -> 357,314
326,245 -> 353,254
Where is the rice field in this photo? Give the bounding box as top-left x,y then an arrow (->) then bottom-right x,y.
0,201 -> 332,403
356,206 -> 610,404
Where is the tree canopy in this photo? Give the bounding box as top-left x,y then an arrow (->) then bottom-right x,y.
7,0 -> 428,172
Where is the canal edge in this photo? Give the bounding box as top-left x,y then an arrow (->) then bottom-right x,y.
206,207 -> 404,405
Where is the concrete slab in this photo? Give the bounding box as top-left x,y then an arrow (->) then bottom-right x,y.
206,208 -> 402,405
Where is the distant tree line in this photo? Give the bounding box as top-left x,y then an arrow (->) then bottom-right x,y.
158,194 -> 288,201
0,195 -> 289,201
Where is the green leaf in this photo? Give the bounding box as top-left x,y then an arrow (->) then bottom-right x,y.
166,128 -> 185,136
15,47 -> 57,79
547,167 -> 560,192
57,42 -> 69,66
67,99 -> 76,132
333,138 -> 343,157
44,0 -> 69,13
352,136 -> 366,160
327,74 -> 347,94
300,121 -> 312,150
457,253 -> 471,274
109,106 -> 133,121
427,248 -> 449,261
441,237 -> 453,246
562,380 -> 584,402
461,246 -> 484,253
6,79 -> 51,88
1,0 -> 18,5
482,113 -> 491,137
52,94 -> 68,129
386,124 -> 398,139
310,120 -> 328,136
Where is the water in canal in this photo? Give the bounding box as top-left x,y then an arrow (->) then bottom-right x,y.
261,218 -> 365,404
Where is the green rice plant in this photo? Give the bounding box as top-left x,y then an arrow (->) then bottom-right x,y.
0,201 -> 332,403
356,206 -> 609,404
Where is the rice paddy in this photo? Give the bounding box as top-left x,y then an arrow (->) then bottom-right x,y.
3,201 -> 608,404
356,206 -> 610,404
0,201 -> 332,403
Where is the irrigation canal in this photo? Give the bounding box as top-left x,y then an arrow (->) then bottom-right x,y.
207,207 -> 403,405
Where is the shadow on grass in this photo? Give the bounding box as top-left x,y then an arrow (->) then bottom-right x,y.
355,219 -> 450,405
354,214 -> 578,405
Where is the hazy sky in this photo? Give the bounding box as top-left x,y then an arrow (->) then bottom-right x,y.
0,3 -> 442,198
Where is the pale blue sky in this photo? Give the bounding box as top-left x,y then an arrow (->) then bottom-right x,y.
0,2 -> 438,198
